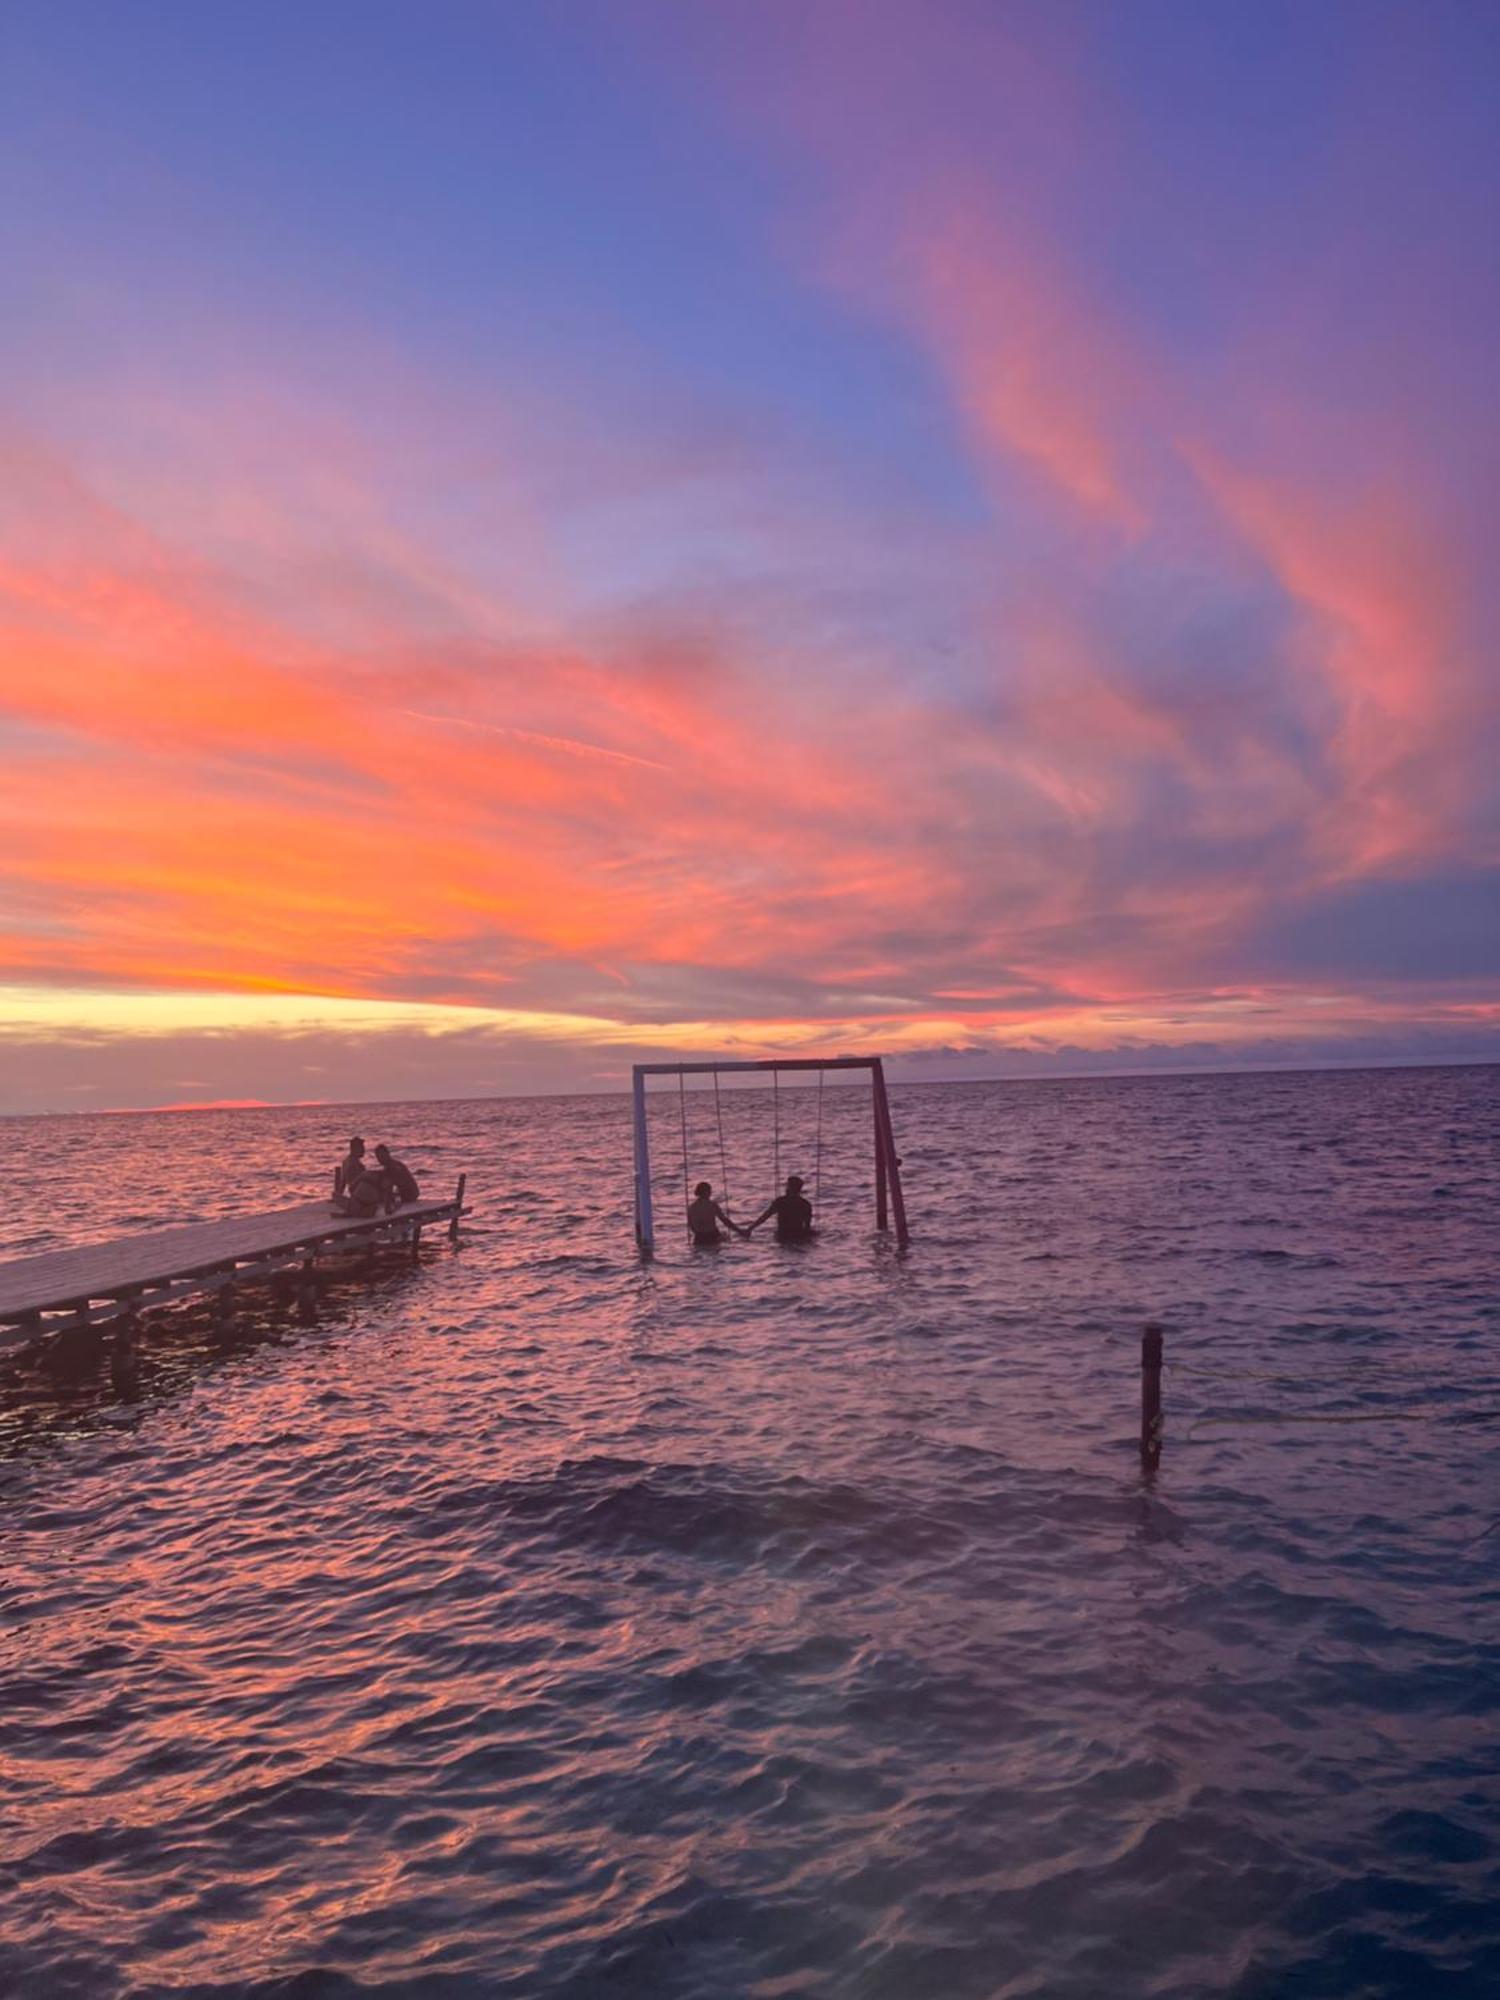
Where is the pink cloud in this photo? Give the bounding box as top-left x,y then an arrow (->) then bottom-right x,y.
1188,445 -> 1476,878
908,199 -> 1152,530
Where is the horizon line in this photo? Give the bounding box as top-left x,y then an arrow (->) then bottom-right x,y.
4,1052 -> 1496,1121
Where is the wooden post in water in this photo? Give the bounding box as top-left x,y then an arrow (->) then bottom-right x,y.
874,1083 -> 888,1232
632,1067 -> 655,1255
871,1060 -> 909,1247
215,1281 -> 238,1338
1141,1322 -> 1164,1466
449,1175 -> 466,1243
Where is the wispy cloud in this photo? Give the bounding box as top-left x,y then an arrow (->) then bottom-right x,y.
0,1 -> 1494,1108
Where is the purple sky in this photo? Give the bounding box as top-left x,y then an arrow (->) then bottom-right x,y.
1,1 -> 1496,1111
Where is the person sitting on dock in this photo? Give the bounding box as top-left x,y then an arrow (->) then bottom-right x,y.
374,1144 -> 420,1205
687,1182 -> 746,1246
332,1134 -> 388,1217
747,1174 -> 814,1242
338,1136 -> 368,1198
346,1170 -> 387,1217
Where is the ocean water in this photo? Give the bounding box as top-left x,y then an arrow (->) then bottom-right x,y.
1,1065 -> 1497,1999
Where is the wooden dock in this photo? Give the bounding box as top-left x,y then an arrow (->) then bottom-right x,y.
0,1176 -> 469,1347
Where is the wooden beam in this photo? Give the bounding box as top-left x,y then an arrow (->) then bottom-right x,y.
633,1057 -> 877,1076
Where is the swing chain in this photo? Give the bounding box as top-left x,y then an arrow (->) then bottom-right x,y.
678,1070 -> 692,1229
814,1066 -> 825,1206
713,1071 -> 730,1205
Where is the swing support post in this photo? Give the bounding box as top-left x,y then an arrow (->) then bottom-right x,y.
630,1056 -> 910,1253
870,1058 -> 909,1247
632,1066 -> 655,1255
874,1088 -> 888,1231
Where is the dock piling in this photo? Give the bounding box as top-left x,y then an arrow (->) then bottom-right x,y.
449,1176 -> 466,1242
296,1260 -> 319,1324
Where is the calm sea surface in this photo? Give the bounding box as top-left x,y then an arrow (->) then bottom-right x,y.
1,1067 -> 1497,1998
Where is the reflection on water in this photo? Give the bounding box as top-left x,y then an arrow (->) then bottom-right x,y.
1,1067 -> 1497,1996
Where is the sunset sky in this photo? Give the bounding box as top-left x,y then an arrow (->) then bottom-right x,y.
2,1 -> 1496,1113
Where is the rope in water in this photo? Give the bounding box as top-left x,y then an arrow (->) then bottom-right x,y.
1165,1356 -> 1500,1390
1163,1400 -> 1500,1550
814,1067 -> 825,1205
1184,1404 -> 1500,1437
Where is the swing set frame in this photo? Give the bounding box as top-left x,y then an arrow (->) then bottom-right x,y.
630,1056 -> 909,1254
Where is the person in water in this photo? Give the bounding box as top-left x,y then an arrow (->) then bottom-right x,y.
748,1174 -> 814,1242
374,1144 -> 420,1205
686,1181 -> 746,1245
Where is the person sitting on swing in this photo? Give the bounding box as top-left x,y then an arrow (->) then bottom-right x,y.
748,1174 -> 814,1242
687,1181 -> 746,1246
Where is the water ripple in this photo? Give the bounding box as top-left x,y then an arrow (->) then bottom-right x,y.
1,1068 -> 1498,1995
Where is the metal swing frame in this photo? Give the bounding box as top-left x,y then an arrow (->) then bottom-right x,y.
630,1057 -> 909,1254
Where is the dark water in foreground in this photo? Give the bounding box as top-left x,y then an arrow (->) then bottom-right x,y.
1,1066 -> 1497,1998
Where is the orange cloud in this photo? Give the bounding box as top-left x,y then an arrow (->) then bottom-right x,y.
0,444 -> 963,1010
0,294 -> 1491,1102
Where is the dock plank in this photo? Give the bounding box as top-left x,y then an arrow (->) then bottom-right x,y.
0,1197 -> 462,1322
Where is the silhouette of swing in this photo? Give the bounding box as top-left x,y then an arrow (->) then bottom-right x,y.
629,1057 -> 908,1254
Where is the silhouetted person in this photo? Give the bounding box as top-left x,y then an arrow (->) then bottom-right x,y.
345,1171 -> 384,1217
749,1174 -> 814,1242
338,1136 -> 367,1197
374,1144 -> 420,1205
332,1135 -> 388,1215
686,1181 -> 745,1246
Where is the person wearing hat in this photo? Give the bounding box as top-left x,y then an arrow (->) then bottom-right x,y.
747,1174 -> 814,1242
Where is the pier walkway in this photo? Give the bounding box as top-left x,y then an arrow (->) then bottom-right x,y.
0,1178 -> 468,1344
